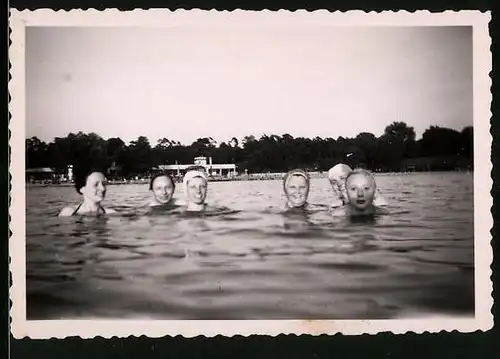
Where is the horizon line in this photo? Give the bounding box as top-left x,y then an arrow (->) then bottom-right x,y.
26,123 -> 473,146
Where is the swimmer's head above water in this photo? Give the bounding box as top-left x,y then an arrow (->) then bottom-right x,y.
345,169 -> 377,213
74,168 -> 108,203
328,163 -> 389,208
283,169 -> 310,209
59,167 -> 115,216
149,172 -> 176,206
183,168 -> 208,211
328,163 -> 352,203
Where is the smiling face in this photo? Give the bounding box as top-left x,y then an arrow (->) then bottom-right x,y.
345,172 -> 376,210
284,174 -> 309,208
80,172 -> 107,204
152,175 -> 175,205
186,176 -> 208,204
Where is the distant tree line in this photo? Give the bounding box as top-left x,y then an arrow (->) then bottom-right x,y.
26,121 -> 473,178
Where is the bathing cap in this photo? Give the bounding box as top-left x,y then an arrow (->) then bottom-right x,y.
283,169 -> 310,193
327,163 -> 352,182
182,169 -> 208,199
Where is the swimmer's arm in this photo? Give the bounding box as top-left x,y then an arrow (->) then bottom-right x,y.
374,190 -> 389,206
58,206 -> 75,217
330,198 -> 344,208
105,207 -> 117,214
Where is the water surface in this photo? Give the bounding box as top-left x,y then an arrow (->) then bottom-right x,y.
26,172 -> 474,319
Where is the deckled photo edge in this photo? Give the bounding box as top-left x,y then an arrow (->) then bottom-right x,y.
9,12 -> 28,339
471,13 -> 494,329
8,9 -> 493,339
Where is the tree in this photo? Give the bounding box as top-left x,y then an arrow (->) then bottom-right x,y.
191,137 -> 215,158
107,137 -> 125,158
242,135 -> 256,146
354,132 -> 378,169
383,121 -> 416,142
208,137 -> 218,148
156,137 -> 172,149
378,122 -> 417,170
26,137 -> 49,168
229,137 -> 239,148
86,133 -> 108,170
26,121 -> 474,177
460,126 -> 473,160
128,136 -> 153,175
420,126 -> 461,157
46,137 -> 70,171
213,142 -> 234,164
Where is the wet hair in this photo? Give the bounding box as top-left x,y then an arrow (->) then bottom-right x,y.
149,172 -> 176,191
282,169 -> 310,193
345,168 -> 376,189
73,167 -> 105,194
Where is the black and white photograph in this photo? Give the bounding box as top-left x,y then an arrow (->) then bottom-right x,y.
9,9 -> 492,338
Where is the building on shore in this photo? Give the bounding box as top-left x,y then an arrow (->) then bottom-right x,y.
153,156 -> 237,179
26,165 -> 75,183
26,167 -> 55,183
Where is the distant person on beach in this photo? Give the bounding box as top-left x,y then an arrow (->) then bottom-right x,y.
149,173 -> 177,207
331,169 -> 387,217
58,169 -> 116,216
183,167 -> 208,212
328,163 -> 388,208
283,169 -> 310,211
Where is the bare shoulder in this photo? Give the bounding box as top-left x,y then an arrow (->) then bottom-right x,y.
58,206 -> 75,217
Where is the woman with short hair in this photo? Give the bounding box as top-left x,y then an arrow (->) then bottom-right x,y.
149,172 -> 176,207
59,168 -> 115,216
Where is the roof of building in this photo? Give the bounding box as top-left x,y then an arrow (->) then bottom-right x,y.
26,167 -> 53,173
157,163 -> 236,170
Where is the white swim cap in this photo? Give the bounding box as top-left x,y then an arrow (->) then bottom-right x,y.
283,169 -> 309,190
327,163 -> 352,182
182,169 -> 208,200
283,169 -> 310,208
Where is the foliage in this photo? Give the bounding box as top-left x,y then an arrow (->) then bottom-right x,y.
25,122 -> 473,178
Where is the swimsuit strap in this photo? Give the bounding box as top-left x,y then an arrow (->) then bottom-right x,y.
72,202 -> 106,215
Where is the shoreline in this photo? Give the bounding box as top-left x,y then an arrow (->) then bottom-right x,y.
25,169 -> 473,188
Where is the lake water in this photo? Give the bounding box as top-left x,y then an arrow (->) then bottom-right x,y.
25,172 -> 474,320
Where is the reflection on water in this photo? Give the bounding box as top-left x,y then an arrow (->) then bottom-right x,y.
26,172 -> 474,319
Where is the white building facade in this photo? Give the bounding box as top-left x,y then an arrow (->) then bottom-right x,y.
156,156 -> 237,178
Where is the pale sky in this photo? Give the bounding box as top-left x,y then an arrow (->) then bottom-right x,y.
26,26 -> 472,146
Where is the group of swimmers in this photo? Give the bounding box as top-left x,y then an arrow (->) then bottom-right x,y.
58,163 -> 388,217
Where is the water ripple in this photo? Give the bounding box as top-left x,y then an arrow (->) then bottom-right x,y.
25,174 -> 475,319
